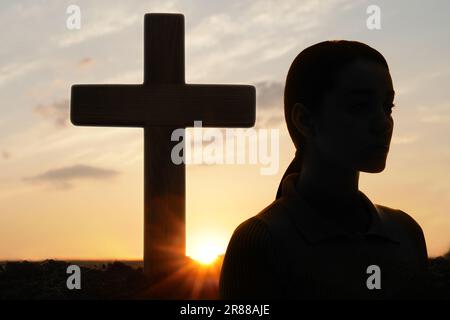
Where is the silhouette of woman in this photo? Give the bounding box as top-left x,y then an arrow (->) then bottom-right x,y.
219,40 -> 429,299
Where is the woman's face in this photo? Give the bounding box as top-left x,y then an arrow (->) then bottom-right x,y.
312,59 -> 395,173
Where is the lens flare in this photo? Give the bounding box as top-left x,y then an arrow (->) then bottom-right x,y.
190,243 -> 221,265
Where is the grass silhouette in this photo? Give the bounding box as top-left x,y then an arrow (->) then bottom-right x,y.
1,252 -> 449,299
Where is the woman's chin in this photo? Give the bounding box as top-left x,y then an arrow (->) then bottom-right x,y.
358,160 -> 387,173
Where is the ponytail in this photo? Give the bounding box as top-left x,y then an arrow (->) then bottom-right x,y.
275,149 -> 303,199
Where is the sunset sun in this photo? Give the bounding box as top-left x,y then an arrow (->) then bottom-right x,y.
190,243 -> 222,265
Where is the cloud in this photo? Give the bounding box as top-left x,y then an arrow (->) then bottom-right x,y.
253,80 -> 285,128
255,80 -> 284,111
101,70 -> 142,84
1,151 -> 11,160
397,66 -> 450,96
420,115 -> 450,124
23,164 -> 119,189
262,114 -> 285,128
56,12 -> 139,47
33,99 -> 69,128
417,102 -> 450,124
0,60 -> 41,87
77,57 -> 95,69
186,0 -> 349,81
391,134 -> 420,145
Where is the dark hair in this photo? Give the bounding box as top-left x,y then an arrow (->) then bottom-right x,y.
275,40 -> 390,199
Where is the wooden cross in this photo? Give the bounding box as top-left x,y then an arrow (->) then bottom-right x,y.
70,13 -> 255,290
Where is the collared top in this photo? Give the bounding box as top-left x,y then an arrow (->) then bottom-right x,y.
219,173 -> 429,299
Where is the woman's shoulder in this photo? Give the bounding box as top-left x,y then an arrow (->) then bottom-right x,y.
375,204 -> 427,256
221,210 -> 282,299
231,215 -> 272,244
227,199 -> 298,258
236,199 -> 292,233
375,204 -> 424,235
376,204 -> 429,271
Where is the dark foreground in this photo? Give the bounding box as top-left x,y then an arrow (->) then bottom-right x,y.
0,254 -> 449,299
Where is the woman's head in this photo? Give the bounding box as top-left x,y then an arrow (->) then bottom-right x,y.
276,40 -> 395,199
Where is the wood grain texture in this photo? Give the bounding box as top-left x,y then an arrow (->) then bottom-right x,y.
71,84 -> 255,127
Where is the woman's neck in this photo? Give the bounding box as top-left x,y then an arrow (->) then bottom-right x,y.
295,148 -> 369,232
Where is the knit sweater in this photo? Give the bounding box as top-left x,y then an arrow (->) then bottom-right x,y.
219,173 -> 429,299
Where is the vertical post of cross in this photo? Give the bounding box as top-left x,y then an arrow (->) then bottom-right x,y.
143,13 -> 186,282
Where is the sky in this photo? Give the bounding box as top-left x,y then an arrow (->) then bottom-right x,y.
1,0 -> 450,261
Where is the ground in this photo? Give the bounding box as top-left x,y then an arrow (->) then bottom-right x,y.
0,254 -> 449,299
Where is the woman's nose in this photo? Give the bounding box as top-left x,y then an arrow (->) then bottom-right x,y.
369,104 -> 393,136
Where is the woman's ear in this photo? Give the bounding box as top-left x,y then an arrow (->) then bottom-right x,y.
291,102 -> 315,138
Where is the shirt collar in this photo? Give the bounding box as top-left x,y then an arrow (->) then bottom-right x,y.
278,173 -> 401,244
